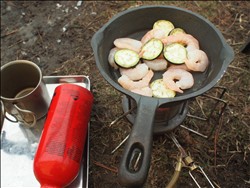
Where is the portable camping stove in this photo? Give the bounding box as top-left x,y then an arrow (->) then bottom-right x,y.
112,86 -> 227,138
110,86 -> 228,187
122,96 -> 189,134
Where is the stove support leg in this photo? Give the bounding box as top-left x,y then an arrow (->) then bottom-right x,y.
180,86 -> 228,139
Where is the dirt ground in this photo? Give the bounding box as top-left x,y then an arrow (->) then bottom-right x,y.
1,1 -> 249,188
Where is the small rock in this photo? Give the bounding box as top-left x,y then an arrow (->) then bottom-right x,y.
56,3 -> 62,8
76,0 -> 82,7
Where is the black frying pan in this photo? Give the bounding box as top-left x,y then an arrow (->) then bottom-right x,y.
91,5 -> 234,187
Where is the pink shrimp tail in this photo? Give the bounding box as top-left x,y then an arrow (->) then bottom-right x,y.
131,87 -> 153,97
163,71 -> 183,93
141,29 -> 166,44
162,68 -> 194,93
185,49 -> 209,72
114,38 -> 142,53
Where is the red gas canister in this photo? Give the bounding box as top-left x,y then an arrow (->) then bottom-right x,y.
33,84 -> 93,188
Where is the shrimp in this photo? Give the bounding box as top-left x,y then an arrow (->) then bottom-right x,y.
131,86 -> 153,97
108,47 -> 119,69
161,33 -> 200,50
141,28 -> 166,44
185,49 -> 209,72
168,63 -> 190,71
143,58 -> 168,71
114,38 -> 142,53
120,63 -> 149,81
118,69 -> 154,90
163,68 -> 194,93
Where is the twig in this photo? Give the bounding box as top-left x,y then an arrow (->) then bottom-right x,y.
230,41 -> 246,46
84,53 -> 94,62
7,39 -> 23,48
228,65 -> 250,73
84,14 -> 104,30
224,13 -> 239,33
212,180 -> 221,188
29,50 -> 46,60
109,106 -> 136,127
214,112 -> 224,166
1,28 -> 20,38
93,160 -> 118,173
244,144 -> 250,163
243,179 -> 250,184
180,124 -> 208,139
195,97 -> 207,118
111,134 -> 129,154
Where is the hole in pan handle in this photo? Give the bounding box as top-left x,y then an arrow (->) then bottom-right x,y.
118,96 -> 159,187
128,147 -> 142,172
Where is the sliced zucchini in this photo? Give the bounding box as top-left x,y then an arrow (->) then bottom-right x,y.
150,79 -> 176,98
114,49 -> 140,68
153,20 -> 175,36
141,38 -> 163,60
169,28 -> 186,36
163,43 -> 187,64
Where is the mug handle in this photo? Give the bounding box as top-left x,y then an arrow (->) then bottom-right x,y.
1,100 -> 19,124
13,104 -> 36,128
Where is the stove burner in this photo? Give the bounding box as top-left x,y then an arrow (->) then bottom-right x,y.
122,95 -> 189,134
110,86 -> 228,157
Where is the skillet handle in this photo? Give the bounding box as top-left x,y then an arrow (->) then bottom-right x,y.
118,96 -> 159,187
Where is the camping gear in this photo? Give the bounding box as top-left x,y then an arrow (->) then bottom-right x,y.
91,5 -> 234,187
33,84 -> 93,187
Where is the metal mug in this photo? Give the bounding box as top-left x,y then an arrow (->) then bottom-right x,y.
0,60 -> 50,128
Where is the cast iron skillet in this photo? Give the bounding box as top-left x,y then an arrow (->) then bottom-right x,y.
91,5 -> 234,187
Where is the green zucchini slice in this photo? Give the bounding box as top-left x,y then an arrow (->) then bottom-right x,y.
169,28 -> 186,36
150,79 -> 176,98
141,38 -> 164,60
163,43 -> 187,64
153,20 -> 175,36
114,49 -> 140,68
